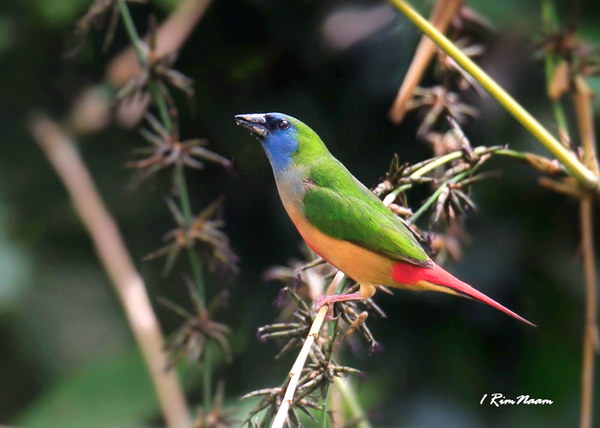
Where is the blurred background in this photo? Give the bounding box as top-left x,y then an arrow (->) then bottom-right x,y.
1,0 -> 599,426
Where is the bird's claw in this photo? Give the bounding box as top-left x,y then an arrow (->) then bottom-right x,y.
314,296 -> 340,321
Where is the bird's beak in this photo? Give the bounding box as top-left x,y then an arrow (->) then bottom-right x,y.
234,114 -> 268,139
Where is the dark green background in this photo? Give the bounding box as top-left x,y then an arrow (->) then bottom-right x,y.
1,0 -> 599,426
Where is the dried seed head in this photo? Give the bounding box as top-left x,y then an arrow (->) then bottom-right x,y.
193,382 -> 238,428
146,198 -> 239,275
69,0 -> 146,55
408,86 -> 478,138
160,290 -> 233,369
128,114 -> 231,183
115,18 -> 196,116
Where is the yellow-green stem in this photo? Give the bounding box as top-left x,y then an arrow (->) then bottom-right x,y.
174,165 -> 211,412
174,166 -> 207,306
118,0 -> 211,413
334,377 -> 372,428
388,0 -> 599,191
117,0 -> 173,132
408,168 -> 474,224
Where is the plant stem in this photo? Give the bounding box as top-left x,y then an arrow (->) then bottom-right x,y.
334,377 -> 372,428
204,343 -> 213,412
272,309 -> 328,428
408,146 -> 495,179
117,0 -> 146,66
388,0 -> 600,192
117,0 -> 173,132
580,198 -> 597,428
383,146 -> 504,205
408,168 -> 474,224
175,164 -> 212,413
175,165 -> 207,307
118,0 -> 212,414
271,272 -> 346,428
320,387 -> 330,428
540,4 -> 599,426
30,113 -> 190,428
118,1 -> 206,304
573,77 -> 600,176
572,71 -> 599,428
541,0 -> 570,141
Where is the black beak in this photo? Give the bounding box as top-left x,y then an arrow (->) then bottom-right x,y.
234,114 -> 268,139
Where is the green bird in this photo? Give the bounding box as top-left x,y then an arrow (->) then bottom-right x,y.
235,112 -> 533,325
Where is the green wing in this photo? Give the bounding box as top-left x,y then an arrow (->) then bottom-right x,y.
302,159 -> 431,266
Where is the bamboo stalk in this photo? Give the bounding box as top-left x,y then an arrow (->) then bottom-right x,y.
573,68 -> 599,428
388,0 -> 600,192
30,113 -> 190,428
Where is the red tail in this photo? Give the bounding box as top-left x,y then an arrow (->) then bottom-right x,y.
391,262 -> 535,326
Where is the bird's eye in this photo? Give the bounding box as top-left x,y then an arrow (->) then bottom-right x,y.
277,119 -> 290,130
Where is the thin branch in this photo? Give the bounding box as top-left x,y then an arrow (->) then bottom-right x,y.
388,0 -> 600,192
408,167 -> 476,224
572,61 -> 599,428
271,272 -> 346,428
573,76 -> 600,176
174,164 -> 212,412
29,112 -> 190,428
388,0 -> 462,123
175,165 -> 207,307
117,0 -> 173,131
580,198 -> 598,428
541,0 -> 570,143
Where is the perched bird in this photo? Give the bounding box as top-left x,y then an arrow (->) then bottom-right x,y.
235,112 -> 534,326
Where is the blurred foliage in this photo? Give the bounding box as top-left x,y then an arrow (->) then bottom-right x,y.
1,0 -> 600,426
17,350 -> 158,428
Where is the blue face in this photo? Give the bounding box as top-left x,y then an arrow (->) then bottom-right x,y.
235,112 -> 300,172
260,113 -> 298,173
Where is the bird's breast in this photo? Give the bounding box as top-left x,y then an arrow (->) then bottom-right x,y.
275,175 -> 394,287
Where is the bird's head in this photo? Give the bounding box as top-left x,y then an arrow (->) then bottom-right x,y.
235,112 -> 328,172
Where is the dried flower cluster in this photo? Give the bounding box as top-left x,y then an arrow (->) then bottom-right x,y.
146,197 -> 238,275
160,283 -> 233,368
129,114 -> 231,182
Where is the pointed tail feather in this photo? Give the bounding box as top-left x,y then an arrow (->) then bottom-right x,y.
391,262 -> 536,327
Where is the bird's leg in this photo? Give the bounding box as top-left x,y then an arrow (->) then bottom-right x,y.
314,292 -> 366,320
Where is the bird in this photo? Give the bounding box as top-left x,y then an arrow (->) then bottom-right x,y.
235,112 -> 534,326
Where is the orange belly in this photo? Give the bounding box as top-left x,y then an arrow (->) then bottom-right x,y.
282,200 -> 459,297
283,202 -> 393,295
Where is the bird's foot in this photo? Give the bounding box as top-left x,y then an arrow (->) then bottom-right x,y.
313,292 -> 364,321
313,295 -> 338,320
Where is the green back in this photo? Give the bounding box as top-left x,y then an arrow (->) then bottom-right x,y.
300,157 -> 431,266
